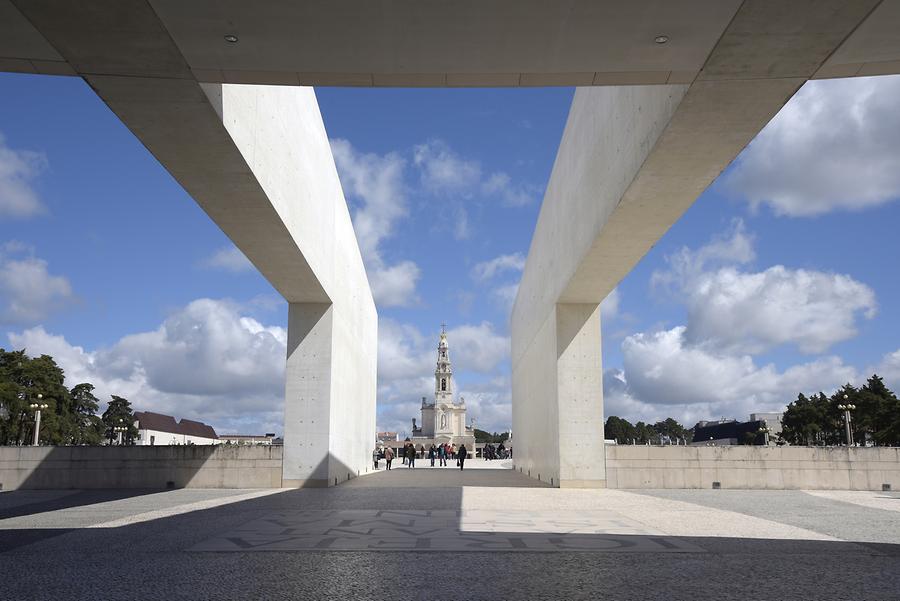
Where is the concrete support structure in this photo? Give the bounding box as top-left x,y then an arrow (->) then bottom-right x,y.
5,0 -> 900,489
512,0 -> 882,487
4,0 -> 377,487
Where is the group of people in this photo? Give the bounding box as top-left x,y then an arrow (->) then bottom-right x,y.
482,441 -> 508,460
374,441 -> 469,470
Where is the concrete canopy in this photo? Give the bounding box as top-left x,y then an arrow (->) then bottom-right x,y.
4,0 -> 900,85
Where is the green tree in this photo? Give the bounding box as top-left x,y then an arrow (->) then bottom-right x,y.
604,416 -> 637,444
781,393 -> 826,445
0,349 -> 73,445
69,383 -> 105,445
653,418 -> 690,444
102,396 -> 138,445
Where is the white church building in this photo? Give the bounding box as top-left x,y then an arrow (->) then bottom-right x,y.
409,326 -> 476,449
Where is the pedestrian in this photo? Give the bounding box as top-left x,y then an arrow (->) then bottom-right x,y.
458,444 -> 468,471
373,446 -> 380,470
438,443 -> 446,466
406,442 -> 416,468
450,443 -> 456,461
428,444 -> 436,467
384,446 -> 394,470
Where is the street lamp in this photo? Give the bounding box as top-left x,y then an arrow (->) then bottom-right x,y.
114,418 -> 128,446
757,426 -> 771,446
838,394 -> 856,446
29,393 -> 49,446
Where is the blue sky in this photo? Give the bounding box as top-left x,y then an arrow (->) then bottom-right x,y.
2,71 -> 899,436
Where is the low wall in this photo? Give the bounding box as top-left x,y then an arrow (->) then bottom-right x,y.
0,445 -> 283,490
606,446 -> 900,490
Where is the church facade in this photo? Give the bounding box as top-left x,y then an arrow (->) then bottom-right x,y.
410,327 -> 475,449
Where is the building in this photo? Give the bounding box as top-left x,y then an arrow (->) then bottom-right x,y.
376,431 -> 399,446
219,434 -> 277,445
134,411 -> 219,446
750,412 -> 784,440
408,326 -> 475,450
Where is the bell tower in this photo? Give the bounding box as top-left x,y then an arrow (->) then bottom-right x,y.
435,323 -> 453,405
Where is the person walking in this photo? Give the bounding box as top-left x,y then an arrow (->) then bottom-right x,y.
384,446 -> 394,470
438,443 -> 447,466
405,442 -> 416,468
458,444 -> 468,471
373,447 -> 380,470
428,444 -> 436,467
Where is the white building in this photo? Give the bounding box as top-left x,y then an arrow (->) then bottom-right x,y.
409,327 -> 475,449
134,411 -> 219,446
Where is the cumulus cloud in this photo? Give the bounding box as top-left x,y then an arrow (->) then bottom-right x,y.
724,75 -> 900,216
8,298 -> 287,435
0,243 -> 75,324
413,140 -> 482,192
653,221 -> 876,354
413,139 -> 535,206
472,253 -> 526,281
0,133 -> 47,219
200,245 -> 254,273
610,326 -> 859,426
331,138 -> 421,307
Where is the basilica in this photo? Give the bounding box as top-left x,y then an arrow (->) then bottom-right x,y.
409,326 -> 476,449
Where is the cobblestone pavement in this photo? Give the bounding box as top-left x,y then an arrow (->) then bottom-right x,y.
2,470 -> 899,601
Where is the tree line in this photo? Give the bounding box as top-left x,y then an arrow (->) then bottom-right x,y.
604,416 -> 692,445
0,349 -> 139,446
604,374 -> 900,447
781,375 -> 900,446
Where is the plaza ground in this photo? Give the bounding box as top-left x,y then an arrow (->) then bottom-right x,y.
2,465 -> 899,600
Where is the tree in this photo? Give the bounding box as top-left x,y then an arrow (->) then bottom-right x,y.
0,349 -> 73,445
69,383 -> 105,445
102,396 -> 138,445
653,418 -> 690,444
604,416 -> 635,444
781,393 -> 827,445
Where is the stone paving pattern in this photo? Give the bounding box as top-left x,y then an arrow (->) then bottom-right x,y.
1,467 -> 899,600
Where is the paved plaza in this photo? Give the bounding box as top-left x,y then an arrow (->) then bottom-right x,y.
2,466 -> 899,600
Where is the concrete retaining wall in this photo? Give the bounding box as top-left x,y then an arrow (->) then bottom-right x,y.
606,446 -> 900,491
0,446 -> 283,490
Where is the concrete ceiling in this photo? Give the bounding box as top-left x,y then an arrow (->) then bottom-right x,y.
4,0 -> 898,86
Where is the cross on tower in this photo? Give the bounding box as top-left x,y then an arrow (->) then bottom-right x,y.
441,322 -> 447,334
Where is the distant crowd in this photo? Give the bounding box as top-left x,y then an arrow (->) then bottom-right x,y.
374,439 -> 509,471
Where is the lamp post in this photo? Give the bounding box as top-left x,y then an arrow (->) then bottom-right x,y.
757,426 -> 770,446
838,395 -> 856,446
114,418 -> 127,446
29,393 -> 49,446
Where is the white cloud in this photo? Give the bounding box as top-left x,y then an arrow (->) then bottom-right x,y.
413,140 -> 482,192
725,75 -> 900,216
0,244 -> 75,324
413,139 -> 535,206
472,253 -> 526,281
8,298 -> 287,435
200,245 -> 254,273
611,326 -> 858,426
0,133 -> 47,219
653,221 -> 876,354
482,172 -> 536,207
331,138 -> 421,307
369,261 -> 421,308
